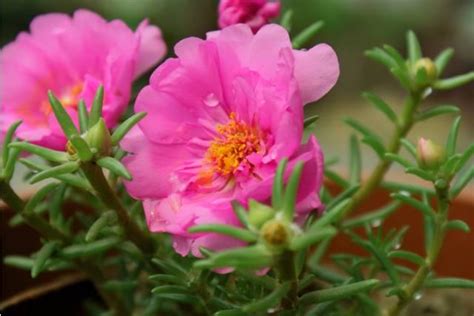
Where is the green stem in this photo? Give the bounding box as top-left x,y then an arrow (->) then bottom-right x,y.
0,180 -> 24,212
196,270 -> 212,315
387,187 -> 449,316
275,250 -> 299,309
1,180 -> 67,240
339,92 -> 422,220
81,163 -> 155,255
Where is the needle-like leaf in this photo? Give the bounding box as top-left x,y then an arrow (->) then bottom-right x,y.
89,86 -> 104,128
272,158 -> 288,209
48,91 -> 79,139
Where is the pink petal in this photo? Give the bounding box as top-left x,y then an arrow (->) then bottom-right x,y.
29,13 -> 71,37
143,195 -> 198,235
1,9 -> 166,150
293,135 -> 325,214
135,85 -> 212,144
133,20 -> 167,78
122,127 -> 194,200
293,44 -> 340,104
242,24 -> 291,80
190,233 -> 245,257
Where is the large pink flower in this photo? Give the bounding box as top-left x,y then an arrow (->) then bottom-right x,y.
218,0 -> 281,32
122,24 -> 339,256
0,9 -> 166,150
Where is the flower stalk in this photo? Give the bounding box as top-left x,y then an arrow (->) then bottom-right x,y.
0,180 -> 24,213
338,91 -> 422,220
274,250 -> 299,309
80,162 -> 155,255
387,185 -> 450,316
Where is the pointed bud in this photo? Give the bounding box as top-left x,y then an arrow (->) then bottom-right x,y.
248,200 -> 275,228
85,118 -> 111,157
260,219 -> 292,252
414,58 -> 438,82
417,138 -> 446,170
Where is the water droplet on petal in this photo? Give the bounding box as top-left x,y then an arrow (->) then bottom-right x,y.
203,93 -> 219,107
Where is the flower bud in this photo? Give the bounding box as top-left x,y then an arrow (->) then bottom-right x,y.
85,118 -> 111,157
416,138 -> 446,170
66,140 -> 77,157
260,219 -> 292,250
413,58 -> 438,82
248,199 -> 275,228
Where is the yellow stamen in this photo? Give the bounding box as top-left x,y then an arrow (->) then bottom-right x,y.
205,112 -> 262,177
40,82 -> 84,115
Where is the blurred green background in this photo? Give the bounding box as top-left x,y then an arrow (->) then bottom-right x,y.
1,0 -> 473,178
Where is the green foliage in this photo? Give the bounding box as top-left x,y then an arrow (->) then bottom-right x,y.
96,157 -> 132,180
299,279 -> 379,305
303,115 -> 320,128
30,161 -> 80,184
111,112 -> 147,145
32,241 -> 61,278
362,92 -> 398,123
88,85 -> 104,128
415,104 -> 460,122
9,142 -> 68,162
425,278 -> 474,289
1,120 -> 22,176
189,224 -> 257,243
292,20 -> 325,49
1,29 -> 472,316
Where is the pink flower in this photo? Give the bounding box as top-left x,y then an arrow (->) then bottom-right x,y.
0,9 -> 166,150
218,0 -> 281,32
122,24 -> 339,257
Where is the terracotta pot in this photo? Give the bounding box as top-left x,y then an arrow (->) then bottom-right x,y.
325,183 -> 474,279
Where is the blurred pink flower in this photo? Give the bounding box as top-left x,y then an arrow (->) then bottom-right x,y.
0,9 -> 166,150
218,0 -> 281,32
122,24 -> 339,257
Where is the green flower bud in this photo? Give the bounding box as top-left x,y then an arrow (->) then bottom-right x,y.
416,138 -> 446,170
260,219 -> 292,251
248,199 -> 275,228
414,58 -> 438,82
85,118 -> 112,157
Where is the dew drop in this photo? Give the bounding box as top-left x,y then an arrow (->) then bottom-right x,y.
203,93 -> 219,107
371,219 -> 382,228
393,242 -> 401,250
422,87 -> 432,99
414,291 -> 423,300
399,190 -> 411,197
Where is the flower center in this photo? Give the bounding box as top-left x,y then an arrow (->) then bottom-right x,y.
41,82 -> 83,115
206,112 -> 262,177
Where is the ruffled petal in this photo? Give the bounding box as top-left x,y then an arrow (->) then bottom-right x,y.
133,20 -> 167,78
293,44 -> 340,104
